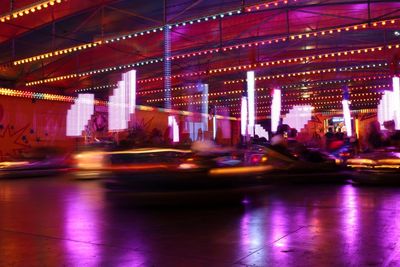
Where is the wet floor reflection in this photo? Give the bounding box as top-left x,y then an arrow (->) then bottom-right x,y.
2,178 -> 400,266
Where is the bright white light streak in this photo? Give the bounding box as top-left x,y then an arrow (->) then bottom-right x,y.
247,71 -> 255,137
213,115 -> 217,140
66,94 -> 94,136
393,76 -> 400,129
271,88 -> 281,132
109,70 -> 136,131
168,116 -> 180,142
241,96 -> 248,136
342,99 -> 352,137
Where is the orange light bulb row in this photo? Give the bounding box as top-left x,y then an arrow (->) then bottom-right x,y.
147,53 -> 390,86
145,82 -> 389,104
75,84 -> 118,93
283,84 -> 390,97
209,45 -> 391,75
168,18 -> 399,63
23,42 -> 393,86
281,74 -> 390,89
0,0 -> 63,23
25,57 -> 162,86
14,41 -> 102,66
224,63 -> 388,84
245,0 -> 292,12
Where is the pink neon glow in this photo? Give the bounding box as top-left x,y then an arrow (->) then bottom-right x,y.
393,76 -> 400,130
168,116 -> 180,142
342,99 -> 352,137
271,88 -> 281,132
66,94 -> 94,136
241,96 -> 248,136
282,105 -> 313,131
247,71 -> 255,137
213,115 -> 217,140
108,70 -> 136,131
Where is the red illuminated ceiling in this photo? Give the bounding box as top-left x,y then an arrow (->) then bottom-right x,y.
0,0 -> 400,115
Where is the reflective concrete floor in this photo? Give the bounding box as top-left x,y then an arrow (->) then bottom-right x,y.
1,177 -> 400,267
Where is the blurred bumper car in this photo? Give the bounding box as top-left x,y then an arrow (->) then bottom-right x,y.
0,147 -> 71,178
347,149 -> 400,185
102,145 -> 274,204
261,144 -> 347,183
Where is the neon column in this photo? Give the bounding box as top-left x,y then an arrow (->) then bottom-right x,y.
213,115 -> 217,140
66,94 -> 94,136
164,25 -> 172,109
108,70 -> 136,131
393,76 -> 400,129
201,84 -> 209,132
247,71 -> 255,137
342,86 -> 352,137
271,88 -> 281,132
168,116 -> 179,142
241,96 -> 248,136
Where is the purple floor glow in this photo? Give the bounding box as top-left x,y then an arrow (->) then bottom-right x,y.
1,177 -> 400,266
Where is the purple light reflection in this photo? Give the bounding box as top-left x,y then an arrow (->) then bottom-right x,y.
64,191 -> 102,266
341,185 -> 359,250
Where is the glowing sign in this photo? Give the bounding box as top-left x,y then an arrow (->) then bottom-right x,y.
108,70 -> 136,131
271,88 -> 281,132
66,94 -> 94,136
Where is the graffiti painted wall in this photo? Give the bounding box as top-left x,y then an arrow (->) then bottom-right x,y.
0,96 -> 74,160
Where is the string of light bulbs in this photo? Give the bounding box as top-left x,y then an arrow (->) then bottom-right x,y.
0,0 -> 63,23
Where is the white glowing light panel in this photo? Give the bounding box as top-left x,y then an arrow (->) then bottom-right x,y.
168,115 -> 179,142
282,105 -> 313,132
201,84 -> 209,131
255,124 -> 269,140
342,100 -> 352,137
393,77 -> 400,130
66,94 -> 95,136
108,70 -> 136,131
377,90 -> 396,129
247,71 -> 255,137
271,88 -> 281,132
213,115 -> 217,140
241,96 -> 248,136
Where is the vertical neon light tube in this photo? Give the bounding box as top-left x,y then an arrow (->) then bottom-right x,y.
247,71 -> 255,137
393,76 -> 400,129
241,96 -> 248,136
342,100 -> 352,137
66,94 -> 94,136
271,88 -> 281,132
213,115 -> 217,140
168,116 -> 179,142
201,84 -> 209,132
164,25 -> 172,109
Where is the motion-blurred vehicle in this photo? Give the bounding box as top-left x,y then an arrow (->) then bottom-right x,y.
260,144 -> 347,183
0,147 -> 71,178
100,146 -> 274,204
347,147 -> 400,185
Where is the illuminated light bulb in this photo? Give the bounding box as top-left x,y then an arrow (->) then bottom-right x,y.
31,8 -> 36,12
37,5 -> 42,10
13,14 -> 18,18
44,3 -> 48,7
50,1 -> 55,5
19,12 -> 24,16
